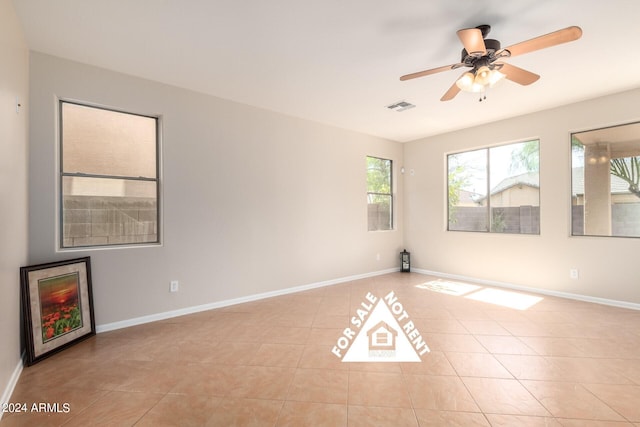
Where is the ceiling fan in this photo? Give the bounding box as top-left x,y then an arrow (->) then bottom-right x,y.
400,25 -> 583,101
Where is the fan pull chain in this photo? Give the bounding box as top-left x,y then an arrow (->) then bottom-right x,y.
479,88 -> 487,102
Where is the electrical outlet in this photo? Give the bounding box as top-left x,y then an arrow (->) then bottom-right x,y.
170,280 -> 179,292
569,269 -> 579,280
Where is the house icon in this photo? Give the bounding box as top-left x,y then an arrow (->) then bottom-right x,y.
367,320 -> 398,351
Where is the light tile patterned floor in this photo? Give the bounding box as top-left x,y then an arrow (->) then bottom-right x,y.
3,272 -> 640,426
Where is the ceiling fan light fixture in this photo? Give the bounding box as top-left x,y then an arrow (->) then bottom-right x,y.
474,65 -> 492,85
470,82 -> 485,93
488,69 -> 506,87
455,72 -> 475,91
456,67 -> 505,95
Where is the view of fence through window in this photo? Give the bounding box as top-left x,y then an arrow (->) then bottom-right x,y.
448,140 -> 540,234
367,156 -> 392,231
572,121 -> 640,237
60,101 -> 159,248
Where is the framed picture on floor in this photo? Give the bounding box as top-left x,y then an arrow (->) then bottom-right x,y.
20,257 -> 95,365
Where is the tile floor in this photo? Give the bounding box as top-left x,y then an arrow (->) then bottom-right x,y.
2,272 -> 640,426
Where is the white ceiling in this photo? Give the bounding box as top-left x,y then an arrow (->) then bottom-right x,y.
12,0 -> 640,142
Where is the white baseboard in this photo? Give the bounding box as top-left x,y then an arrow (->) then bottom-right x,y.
97,268 -> 400,333
0,352 -> 25,421
412,268 -> 640,311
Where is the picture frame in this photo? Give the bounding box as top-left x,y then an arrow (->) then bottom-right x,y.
20,257 -> 95,365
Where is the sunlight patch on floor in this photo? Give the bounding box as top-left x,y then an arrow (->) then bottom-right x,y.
416,280 -> 481,296
417,280 -> 543,310
464,288 -> 543,310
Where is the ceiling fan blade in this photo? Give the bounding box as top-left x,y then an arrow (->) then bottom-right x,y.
440,83 -> 460,101
457,28 -> 486,56
504,26 -> 582,57
440,72 -> 467,101
499,62 -> 540,85
400,63 -> 461,81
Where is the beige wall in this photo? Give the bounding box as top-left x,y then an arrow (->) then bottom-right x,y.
404,88 -> 640,304
28,53 -> 403,326
0,0 -> 29,409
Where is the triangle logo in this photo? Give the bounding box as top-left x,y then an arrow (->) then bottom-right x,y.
342,297 -> 427,362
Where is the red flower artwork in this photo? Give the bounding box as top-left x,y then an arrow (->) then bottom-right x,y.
38,273 -> 83,342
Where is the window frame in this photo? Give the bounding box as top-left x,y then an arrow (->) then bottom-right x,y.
570,121 -> 640,238
366,155 -> 394,231
58,99 -> 161,250
446,139 -> 540,235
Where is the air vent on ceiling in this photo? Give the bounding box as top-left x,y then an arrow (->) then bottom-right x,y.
386,101 -> 415,112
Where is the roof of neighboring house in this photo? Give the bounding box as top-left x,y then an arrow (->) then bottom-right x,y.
490,172 -> 540,196
572,167 -> 630,196
459,189 -> 482,205
463,167 -> 635,204
474,168 -> 633,200
474,172 -> 539,203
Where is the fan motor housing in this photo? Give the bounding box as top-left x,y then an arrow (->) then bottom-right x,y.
461,38 -> 502,63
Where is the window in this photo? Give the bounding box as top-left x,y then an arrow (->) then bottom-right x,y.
367,156 -> 392,231
571,121 -> 640,237
60,101 -> 159,248
447,140 -> 540,234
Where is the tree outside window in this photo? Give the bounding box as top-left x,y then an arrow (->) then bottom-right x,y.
367,156 -> 392,231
